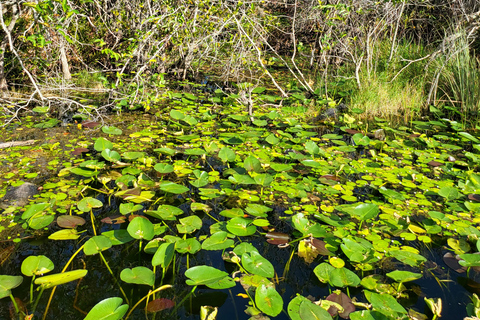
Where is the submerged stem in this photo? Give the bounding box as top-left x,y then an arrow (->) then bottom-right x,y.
99,251 -> 130,305
42,244 -> 85,320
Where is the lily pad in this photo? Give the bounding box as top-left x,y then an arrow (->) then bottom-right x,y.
84,297 -> 129,320
120,266 -> 155,286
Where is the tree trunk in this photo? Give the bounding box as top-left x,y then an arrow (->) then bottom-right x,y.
59,39 -> 72,80
0,2 -> 19,92
0,40 -> 8,91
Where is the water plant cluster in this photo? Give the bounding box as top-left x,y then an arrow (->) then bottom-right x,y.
2,87 -> 480,320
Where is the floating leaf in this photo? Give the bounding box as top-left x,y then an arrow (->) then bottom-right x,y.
102,126 -> 123,135
147,298 -> 175,313
326,291 -> 355,319
159,181 -> 189,194
77,197 -> 103,212
120,267 -> 154,286
0,275 -> 23,299
35,269 -> 87,289
57,215 -> 86,228
288,295 -> 332,320
244,155 -> 262,173
21,255 -> 54,277
127,217 -> 155,240
94,137 -> 113,152
438,186 -> 460,201
329,267 -> 361,288
84,236 -> 112,256
386,270 -> 422,283
185,266 -> 235,289
242,251 -> 274,278
177,215 -> 202,234
152,243 -> 175,269
255,284 -> 283,317
48,229 -> 81,240
202,231 -> 235,250
84,297 -> 129,320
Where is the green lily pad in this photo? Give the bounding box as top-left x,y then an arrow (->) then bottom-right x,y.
226,217 -> 256,236
35,269 -> 87,289
329,267 -> 361,288
185,265 -> 235,289
152,242 -> 175,268
120,266 -> 154,286
242,251 -> 274,278
77,197 -> 103,212
176,238 -> 201,254
255,284 -> 283,317
190,170 -> 209,188
202,231 -> 235,250
0,275 -> 23,299
84,297 -> 129,320
84,236 -> 112,256
94,137 -> 113,152
288,295 -> 332,320
386,270 -> 422,283
177,215 -> 203,234
102,126 -> 123,135
21,255 -> 54,277
101,149 -> 121,162
159,181 -> 189,194
244,155 -> 262,173
127,217 -> 155,240
154,163 -> 174,174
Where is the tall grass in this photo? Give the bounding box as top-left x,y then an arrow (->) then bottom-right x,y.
433,32 -> 480,125
338,40 -> 428,123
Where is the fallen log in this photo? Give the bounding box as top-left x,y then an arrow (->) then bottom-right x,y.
0,140 -> 36,149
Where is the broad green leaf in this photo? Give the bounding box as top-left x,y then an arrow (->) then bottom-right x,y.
438,186 -> 460,201
94,137 -> 113,152
366,291 -> 407,314
352,133 -> 370,146
386,270 -> 422,283
127,217 -> 155,240
288,295 -> 332,320
242,251 -> 274,277
77,197 -> 103,212
255,284 -> 283,317
176,238 -> 201,254
185,266 -> 235,289
245,204 -> 272,217
244,155 -> 262,173
314,263 -> 335,283
28,214 -> 55,229
154,163 -> 174,174
190,170 -> 209,188
35,269 -> 87,289
177,215 -> 202,234
0,275 -> 23,299
84,297 -> 129,320
329,267 -> 361,288
305,140 -> 320,155
119,203 -> 143,215
388,249 -> 427,267
102,126 -> 123,135
84,236 -> 112,256
458,254 -> 480,267
159,181 -> 189,194
170,110 -> 184,120
218,147 -> 236,162
101,230 -> 134,245
254,173 -> 273,186
22,203 -> 49,220
48,229 -> 81,240
202,231 -> 235,250
101,149 -> 121,162
120,267 -> 154,286
226,217 -> 256,236
21,255 -> 54,277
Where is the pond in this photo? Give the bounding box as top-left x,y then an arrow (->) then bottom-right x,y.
1,88 -> 480,320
